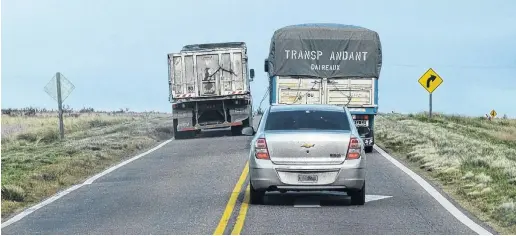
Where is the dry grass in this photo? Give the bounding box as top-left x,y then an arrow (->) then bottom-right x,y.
1,113 -> 174,219
376,113 -> 516,234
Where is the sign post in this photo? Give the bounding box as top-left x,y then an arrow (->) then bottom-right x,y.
44,72 -> 75,140
56,73 -> 65,139
418,68 -> 443,119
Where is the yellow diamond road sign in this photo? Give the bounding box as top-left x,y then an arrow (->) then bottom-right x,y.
490,109 -> 497,118
418,68 -> 443,94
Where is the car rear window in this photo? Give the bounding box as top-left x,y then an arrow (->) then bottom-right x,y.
264,110 -> 351,131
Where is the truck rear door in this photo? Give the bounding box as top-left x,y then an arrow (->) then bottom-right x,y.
169,49 -> 248,99
276,77 -> 324,105
218,51 -> 246,96
170,55 -> 197,98
325,78 -> 375,107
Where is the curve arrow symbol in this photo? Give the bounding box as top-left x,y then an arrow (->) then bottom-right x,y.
427,75 -> 436,88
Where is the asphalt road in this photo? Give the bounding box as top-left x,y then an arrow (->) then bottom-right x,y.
1,119 -> 494,235
241,149 -> 476,235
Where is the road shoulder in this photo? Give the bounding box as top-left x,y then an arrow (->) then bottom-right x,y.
375,143 -> 500,235
1,137 -> 173,228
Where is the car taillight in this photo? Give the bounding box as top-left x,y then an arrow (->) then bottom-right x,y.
346,136 -> 362,160
255,138 -> 270,160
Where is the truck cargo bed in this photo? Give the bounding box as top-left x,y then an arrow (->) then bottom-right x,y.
168,43 -> 250,101
275,76 -> 376,107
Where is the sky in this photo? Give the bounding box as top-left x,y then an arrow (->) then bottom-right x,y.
2,0 -> 516,117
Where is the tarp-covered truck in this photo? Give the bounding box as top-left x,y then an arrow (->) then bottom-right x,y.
168,42 -> 255,139
264,24 -> 382,153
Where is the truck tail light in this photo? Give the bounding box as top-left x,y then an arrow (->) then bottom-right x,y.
346,136 -> 362,160
255,138 -> 270,160
353,115 -> 369,120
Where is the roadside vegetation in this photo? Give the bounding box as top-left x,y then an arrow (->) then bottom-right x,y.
376,112 -> 516,234
1,110 -> 174,219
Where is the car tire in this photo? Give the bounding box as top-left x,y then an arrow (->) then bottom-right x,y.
350,183 -> 366,205
249,182 -> 265,205
364,146 -> 373,153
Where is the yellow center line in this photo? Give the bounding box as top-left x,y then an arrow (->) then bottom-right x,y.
230,185 -> 250,235
213,161 -> 249,235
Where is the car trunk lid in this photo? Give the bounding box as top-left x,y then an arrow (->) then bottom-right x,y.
265,130 -> 351,165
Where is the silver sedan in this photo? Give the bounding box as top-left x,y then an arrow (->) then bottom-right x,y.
242,104 -> 367,205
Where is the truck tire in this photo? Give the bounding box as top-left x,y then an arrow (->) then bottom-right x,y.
173,119 -> 193,140
175,130 -> 195,139
174,131 -> 183,139
365,146 -> 373,153
231,118 -> 250,136
173,120 -> 184,140
231,126 -> 243,136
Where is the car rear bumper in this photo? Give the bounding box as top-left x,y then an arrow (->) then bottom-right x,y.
250,165 -> 365,192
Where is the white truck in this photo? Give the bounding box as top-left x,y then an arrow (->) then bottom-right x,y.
167,42 -> 255,139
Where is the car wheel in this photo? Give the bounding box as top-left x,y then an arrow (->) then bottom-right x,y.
350,183 -> 366,205
249,182 -> 265,205
364,146 -> 373,153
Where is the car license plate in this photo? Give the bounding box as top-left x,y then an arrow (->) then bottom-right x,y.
298,174 -> 318,183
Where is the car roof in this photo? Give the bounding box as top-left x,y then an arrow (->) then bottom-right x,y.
269,104 -> 346,113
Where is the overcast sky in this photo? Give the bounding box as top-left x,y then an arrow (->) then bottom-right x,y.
2,0 -> 516,117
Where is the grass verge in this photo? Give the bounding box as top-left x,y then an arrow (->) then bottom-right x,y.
1,113 -> 174,219
376,112 -> 516,234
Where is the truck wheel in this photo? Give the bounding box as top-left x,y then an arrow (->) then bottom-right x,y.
173,128 -> 185,139
174,131 -> 183,139
232,118 -> 251,136
173,119 -> 181,139
349,182 -> 365,205
173,119 -> 188,140
365,146 -> 374,153
231,125 -> 243,136
188,130 -> 197,138
174,130 -> 195,139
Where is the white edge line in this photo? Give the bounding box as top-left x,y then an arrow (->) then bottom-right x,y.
1,138 -> 174,229
373,145 -> 493,235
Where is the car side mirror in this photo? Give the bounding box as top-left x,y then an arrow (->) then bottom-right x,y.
250,69 -> 255,81
242,127 -> 255,136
